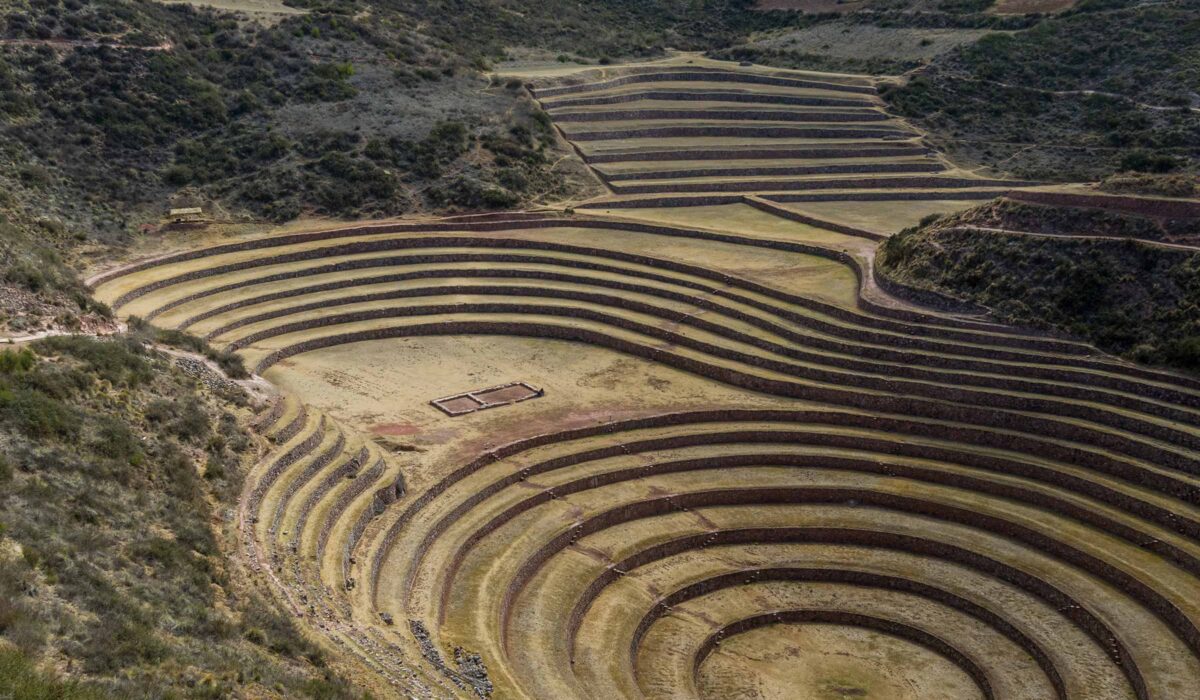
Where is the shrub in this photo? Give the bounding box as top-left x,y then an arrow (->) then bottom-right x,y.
169,398 -> 211,442
34,336 -> 151,387
214,350 -> 249,379
1164,335 -> 1200,371
482,187 -> 519,208
144,398 -> 174,424
1119,150 -> 1182,173
0,389 -> 79,441
90,416 -> 142,464
0,349 -> 35,375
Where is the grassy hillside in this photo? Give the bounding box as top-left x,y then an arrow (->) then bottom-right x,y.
883,0 -> 1200,179
0,334 -> 366,698
876,198 -> 1200,372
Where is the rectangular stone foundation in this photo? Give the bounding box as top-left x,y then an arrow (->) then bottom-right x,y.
431,381 -> 544,416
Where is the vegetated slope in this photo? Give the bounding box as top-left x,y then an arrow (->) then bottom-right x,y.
709,11 -> 1037,76
0,334 -> 365,699
883,0 -> 1200,180
379,0 -> 787,62
876,197 -> 1200,371
713,0 -> 1069,76
0,0 -> 581,237
0,205 -> 113,337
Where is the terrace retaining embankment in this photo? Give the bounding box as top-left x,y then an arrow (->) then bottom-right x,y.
608,176 -> 1036,195
551,108 -> 891,123
106,226 -> 1092,354
531,70 -> 877,99
600,161 -> 943,183
581,144 -> 930,163
541,89 -> 874,110
567,125 -> 911,142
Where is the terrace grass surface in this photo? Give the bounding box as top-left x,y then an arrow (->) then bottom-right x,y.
696,621 -> 986,700
595,155 -> 938,175
262,335 -> 804,490
767,198 -> 999,234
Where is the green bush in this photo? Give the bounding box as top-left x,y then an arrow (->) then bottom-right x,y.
0,349 -> 35,375
169,398 -> 211,443
34,336 -> 151,387
0,389 -> 79,441
1119,150 -> 1182,173
884,4 -> 1200,179
1164,336 -> 1200,371
90,416 -> 142,464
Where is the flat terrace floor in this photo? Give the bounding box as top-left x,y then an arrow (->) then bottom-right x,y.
263,334 -> 807,491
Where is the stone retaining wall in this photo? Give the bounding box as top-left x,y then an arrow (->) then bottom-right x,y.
499,489 -> 1178,689
269,432 -> 346,535
601,161 -> 943,183
541,89 -> 872,110
291,445 -> 369,550
531,70 -> 877,99
110,228 -> 1085,355
552,108 -> 889,123
742,197 -> 884,240
609,176 -> 1035,195
1008,191 -> 1200,220
582,145 -> 929,164
694,609 -> 996,698
568,124 -> 908,141
316,456 -> 385,566
220,285 -> 1200,427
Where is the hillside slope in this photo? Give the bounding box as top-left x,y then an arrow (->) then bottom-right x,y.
876,196 -> 1200,371
0,333 -> 370,699
0,0 -> 593,240
883,0 -> 1200,179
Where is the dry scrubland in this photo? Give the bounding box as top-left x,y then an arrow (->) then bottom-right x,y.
87,59 -> 1200,699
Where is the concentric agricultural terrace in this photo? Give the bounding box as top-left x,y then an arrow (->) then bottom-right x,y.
88,59 -> 1200,700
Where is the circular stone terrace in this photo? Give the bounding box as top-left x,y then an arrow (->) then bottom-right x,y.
87,55 -> 1200,700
